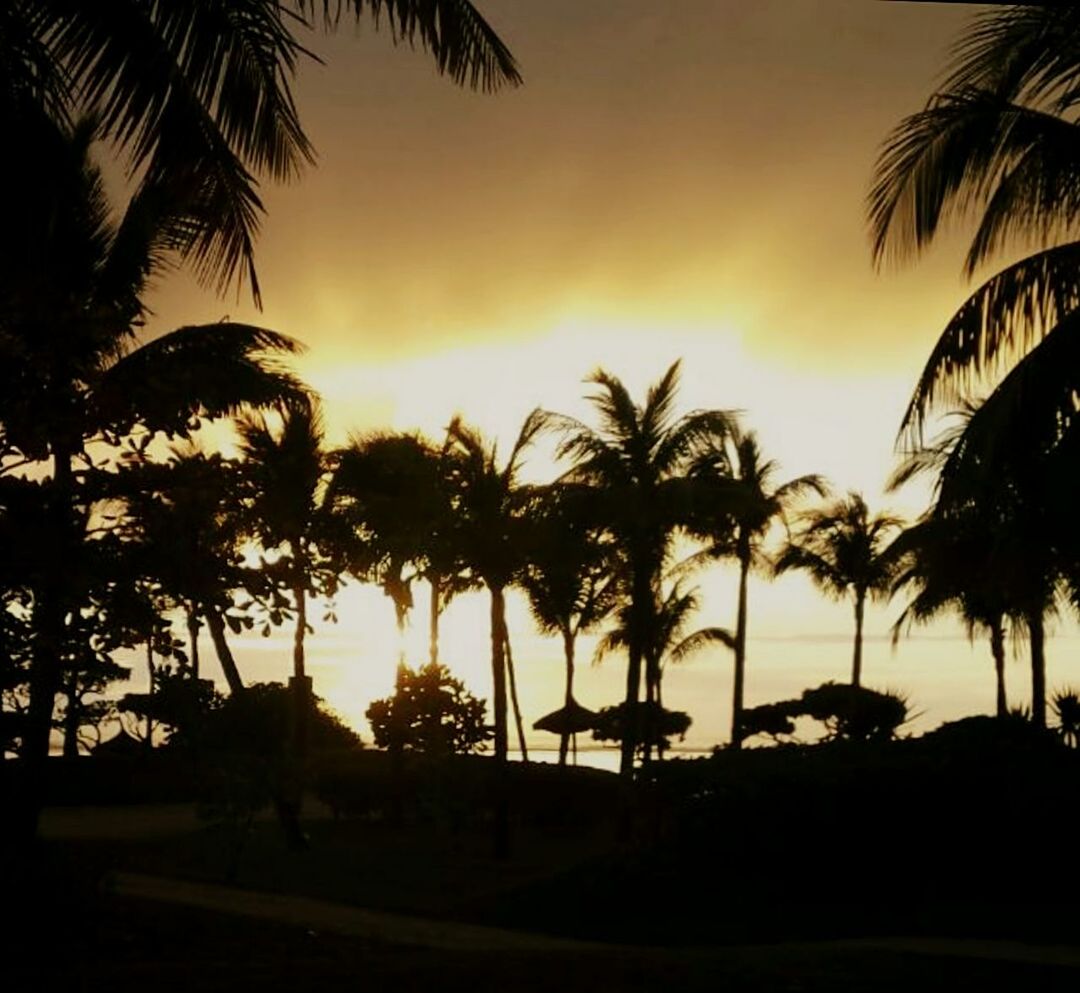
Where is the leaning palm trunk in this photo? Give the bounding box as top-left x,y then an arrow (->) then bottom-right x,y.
205,607 -> 245,695
502,622 -> 528,763
989,618 -> 1007,719
851,591 -> 866,687
731,549 -> 750,749
1027,610 -> 1047,729
489,585 -> 510,858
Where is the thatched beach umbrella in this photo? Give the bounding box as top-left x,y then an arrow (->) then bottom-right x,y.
533,699 -> 597,764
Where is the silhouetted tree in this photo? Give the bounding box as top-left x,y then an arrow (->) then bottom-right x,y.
596,580 -> 732,762
775,493 -> 902,688
688,426 -> 826,747
1,1 -> 520,302
444,412 -> 542,854
542,362 -> 735,776
366,662 -> 491,756
0,115 -> 307,836
519,488 -> 616,765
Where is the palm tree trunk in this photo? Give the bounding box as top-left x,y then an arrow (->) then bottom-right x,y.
851,591 -> 866,688
1028,610 -> 1046,729
989,617 -> 1007,718
620,565 -> 650,778
429,573 -> 441,666
205,607 -> 244,695
731,548 -> 750,749
559,626 -> 575,767
61,669 -> 79,759
186,605 -> 201,679
145,640 -> 155,748
502,621 -> 528,763
490,584 -> 509,858
21,442 -> 75,837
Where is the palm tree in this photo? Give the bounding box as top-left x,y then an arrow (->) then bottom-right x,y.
2,1 -> 521,302
775,493 -> 902,688
0,116 -> 308,836
595,581 -> 732,762
870,6 -> 1080,445
445,412 -> 543,767
123,448 -> 254,695
330,431 -> 474,666
542,361 -> 735,776
519,487 -> 617,765
689,427 -> 826,747
442,411 -> 542,855
888,513 -> 1011,718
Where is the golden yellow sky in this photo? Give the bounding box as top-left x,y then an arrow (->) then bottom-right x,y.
124,2 -> 1079,748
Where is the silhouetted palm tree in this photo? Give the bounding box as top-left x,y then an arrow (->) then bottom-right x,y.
330,431 -> 474,665
444,411 -> 542,855
870,6 -> 1080,445
519,487 -> 617,766
542,361 -> 735,776
2,1 -> 520,301
888,513 -> 1011,718
689,427 -> 826,747
775,493 -> 902,688
445,413 -> 542,759
596,580 -> 732,761
124,448 -> 253,695
0,116 -> 307,835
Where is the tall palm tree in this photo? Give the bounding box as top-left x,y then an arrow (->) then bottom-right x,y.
689,427 -> 826,747
775,493 -> 902,688
445,412 -> 543,771
0,115 -> 307,835
542,361 -> 735,776
519,487 -> 617,766
2,1 -> 521,302
442,411 -> 542,857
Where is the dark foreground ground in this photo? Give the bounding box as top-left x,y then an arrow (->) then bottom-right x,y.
6,722 -> 1080,990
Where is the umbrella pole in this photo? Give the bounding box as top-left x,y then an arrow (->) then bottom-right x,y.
572,732 -> 577,765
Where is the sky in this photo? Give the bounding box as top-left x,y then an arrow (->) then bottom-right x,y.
121,1 -> 1079,756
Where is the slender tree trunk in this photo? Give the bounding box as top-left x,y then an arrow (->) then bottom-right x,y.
730,547 -> 750,749
559,626 -> 575,767
989,618 -> 1007,719
20,442 -> 75,838
502,621 -> 528,763
1028,610 -> 1046,729
490,584 -> 509,858
205,608 -> 244,695
851,591 -> 866,688
61,669 -> 79,759
186,606 -> 200,679
429,573 -> 441,666
620,565 -> 650,778
145,640 -> 155,748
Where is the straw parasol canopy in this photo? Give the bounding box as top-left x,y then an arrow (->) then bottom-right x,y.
532,699 -> 597,736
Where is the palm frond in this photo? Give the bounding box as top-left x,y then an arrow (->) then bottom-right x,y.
94,322 -> 308,436
298,0 -> 522,92
900,241 -> 1080,436
670,626 -> 735,664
